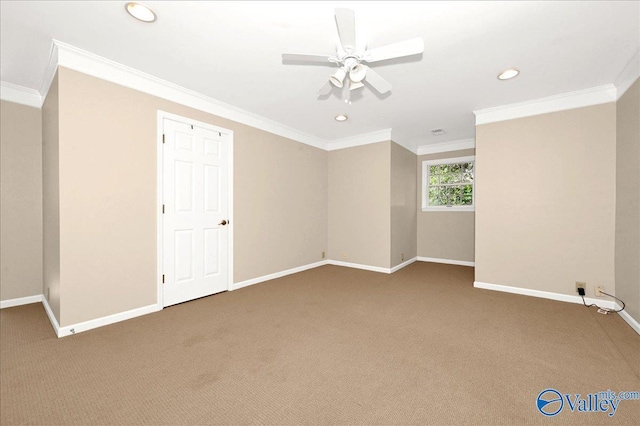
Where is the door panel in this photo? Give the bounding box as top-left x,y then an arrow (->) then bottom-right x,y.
174,230 -> 193,282
203,228 -> 220,276
175,160 -> 194,212
204,165 -> 220,212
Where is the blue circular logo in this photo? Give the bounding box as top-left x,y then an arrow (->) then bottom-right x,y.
537,389 -> 564,416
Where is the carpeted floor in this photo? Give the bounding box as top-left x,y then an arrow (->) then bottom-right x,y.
1,262 -> 639,425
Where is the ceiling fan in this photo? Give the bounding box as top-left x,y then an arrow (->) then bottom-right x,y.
282,8 -> 424,103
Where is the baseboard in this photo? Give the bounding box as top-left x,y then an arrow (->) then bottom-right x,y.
473,281 -> 639,336
232,260 -> 329,291
41,298 -> 161,338
617,308 -> 640,335
56,303 -> 162,338
390,257 -> 418,273
417,257 -> 475,267
233,257 -> 418,291
0,294 -> 44,309
326,260 -> 391,274
328,257 -> 418,274
473,281 -> 618,309
41,297 -> 60,336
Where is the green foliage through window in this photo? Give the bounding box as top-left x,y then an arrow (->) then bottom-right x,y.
426,161 -> 474,207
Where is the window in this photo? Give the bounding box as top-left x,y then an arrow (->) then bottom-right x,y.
422,156 -> 475,211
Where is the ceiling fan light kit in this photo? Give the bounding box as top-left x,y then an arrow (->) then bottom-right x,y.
349,81 -> 365,91
330,67 -> 347,88
349,64 -> 366,83
282,8 -> 424,102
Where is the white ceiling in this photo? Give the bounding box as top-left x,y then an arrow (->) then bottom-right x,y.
1,1 -> 639,151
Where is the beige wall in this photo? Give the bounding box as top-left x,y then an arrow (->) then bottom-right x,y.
0,101 -> 43,301
475,103 -> 617,298
417,149 -> 475,262
615,78 -> 640,322
234,129 -> 327,281
328,142 -> 391,268
391,142 -> 417,267
42,72 -> 61,322
55,67 -> 327,326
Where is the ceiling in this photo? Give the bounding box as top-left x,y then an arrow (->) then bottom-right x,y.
1,1 -> 639,151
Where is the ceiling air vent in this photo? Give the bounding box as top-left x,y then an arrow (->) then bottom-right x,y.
430,128 -> 447,135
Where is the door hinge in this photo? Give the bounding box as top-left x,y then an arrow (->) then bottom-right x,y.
162,134 -> 165,144
162,204 -> 165,214
162,274 -> 165,284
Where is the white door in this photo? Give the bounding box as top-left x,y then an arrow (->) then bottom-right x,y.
162,117 -> 230,307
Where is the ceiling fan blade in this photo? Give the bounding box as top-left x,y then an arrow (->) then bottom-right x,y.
334,8 -> 356,53
363,37 -> 424,63
362,66 -> 392,94
317,80 -> 333,96
282,53 -> 335,64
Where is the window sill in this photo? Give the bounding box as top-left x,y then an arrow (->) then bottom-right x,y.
422,206 -> 475,212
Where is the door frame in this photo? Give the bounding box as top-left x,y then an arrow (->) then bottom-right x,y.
156,110 -> 234,308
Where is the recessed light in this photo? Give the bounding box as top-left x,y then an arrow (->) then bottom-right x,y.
125,2 -> 156,23
335,114 -> 348,122
498,68 -> 520,80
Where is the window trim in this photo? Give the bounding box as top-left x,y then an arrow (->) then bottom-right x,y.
421,155 -> 475,212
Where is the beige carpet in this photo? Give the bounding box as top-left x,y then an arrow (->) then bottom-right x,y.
1,263 -> 639,425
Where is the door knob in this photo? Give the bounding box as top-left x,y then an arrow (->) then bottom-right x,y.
218,219 -> 228,226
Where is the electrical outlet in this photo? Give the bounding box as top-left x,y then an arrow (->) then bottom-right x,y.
321,251 -> 325,259
595,286 -> 605,297
343,253 -> 348,260
575,281 -> 586,294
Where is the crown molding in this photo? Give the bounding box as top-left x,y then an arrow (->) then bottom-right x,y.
51,40 -> 327,151
615,50 -> 640,99
40,41 -> 59,101
0,81 -> 43,108
417,138 -> 475,156
474,84 -> 617,125
388,132 -> 418,154
327,128 -> 392,151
